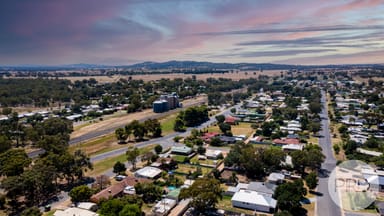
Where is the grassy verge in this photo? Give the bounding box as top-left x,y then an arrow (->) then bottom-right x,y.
69,133 -> 119,156
160,113 -> 178,135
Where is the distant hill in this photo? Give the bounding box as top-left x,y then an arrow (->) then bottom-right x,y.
0,60 -> 382,71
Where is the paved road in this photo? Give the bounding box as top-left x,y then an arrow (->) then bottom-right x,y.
316,90 -> 342,216
90,103 -> 241,163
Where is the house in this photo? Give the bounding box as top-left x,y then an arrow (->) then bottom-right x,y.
77,202 -> 98,212
205,149 -> 222,159
218,135 -> 237,144
152,198 -> 177,216
247,182 -> 276,197
282,144 -> 304,151
225,116 -> 238,125
363,168 -> 384,192
272,138 -> 300,146
231,190 -> 276,213
134,166 -> 163,179
54,208 -> 99,216
248,136 -> 266,144
267,172 -> 285,184
201,132 -> 219,142
90,177 -> 149,203
171,146 -> 193,155
357,148 -> 383,157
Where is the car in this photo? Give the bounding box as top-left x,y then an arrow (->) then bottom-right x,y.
114,175 -> 126,181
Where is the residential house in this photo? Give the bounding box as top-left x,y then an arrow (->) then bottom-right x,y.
205,149 -> 222,159
90,177 -> 150,203
272,138 -> 300,146
152,198 -> 177,216
54,208 -> 99,216
171,146 -> 193,155
201,132 -> 219,143
282,144 -> 305,152
225,116 -> 238,125
231,190 -> 276,213
134,166 -> 163,179
267,172 -> 285,185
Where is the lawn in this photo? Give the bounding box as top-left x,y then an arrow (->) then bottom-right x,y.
174,163 -> 212,176
69,133 -> 118,156
216,195 -> 255,215
160,113 -> 178,135
207,122 -> 254,137
190,154 -> 222,166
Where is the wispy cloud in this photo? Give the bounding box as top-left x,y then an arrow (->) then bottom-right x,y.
198,25 -> 384,36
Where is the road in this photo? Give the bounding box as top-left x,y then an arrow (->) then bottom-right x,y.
90,103 -> 241,163
316,90 -> 342,216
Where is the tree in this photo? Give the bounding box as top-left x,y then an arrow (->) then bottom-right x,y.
134,182 -> 162,203
338,124 -> 348,135
309,102 -> 322,114
119,204 -> 141,216
113,161 -> 127,175
154,144 -> 163,154
69,185 -> 94,203
0,149 -> 30,176
99,198 -> 125,216
115,128 -> 127,144
180,177 -> 222,213
0,135 -> 12,153
197,146 -> 206,155
219,123 -> 231,135
126,147 -> 140,170
215,115 -> 225,123
274,180 -> 307,214
144,119 -> 162,138
305,172 -> 318,190
210,137 -> 223,147
21,207 -> 42,216
173,116 -> 185,132
130,120 -> 147,140
308,122 -> 321,134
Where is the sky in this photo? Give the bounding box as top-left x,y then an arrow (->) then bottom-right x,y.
0,0 -> 383,66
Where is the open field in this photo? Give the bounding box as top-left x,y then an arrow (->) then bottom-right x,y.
59,70 -> 285,83
207,122 -> 254,137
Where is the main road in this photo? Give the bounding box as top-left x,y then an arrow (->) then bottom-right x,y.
316,90 -> 342,216
90,103 -> 241,163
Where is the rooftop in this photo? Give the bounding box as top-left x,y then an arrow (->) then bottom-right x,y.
135,166 -> 163,179
231,190 -> 277,208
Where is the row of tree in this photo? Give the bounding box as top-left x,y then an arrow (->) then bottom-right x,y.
115,119 -> 162,143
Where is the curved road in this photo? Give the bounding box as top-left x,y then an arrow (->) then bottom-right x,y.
316,90 -> 342,216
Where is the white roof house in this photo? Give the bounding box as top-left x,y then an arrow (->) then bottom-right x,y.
77,202 -> 98,212
282,144 -> 304,151
152,198 -> 177,215
267,173 -> 285,184
54,208 -> 99,216
205,149 -> 222,159
134,166 -> 162,179
231,190 -> 276,213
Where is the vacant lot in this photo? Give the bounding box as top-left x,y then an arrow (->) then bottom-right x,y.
207,122 -> 254,137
